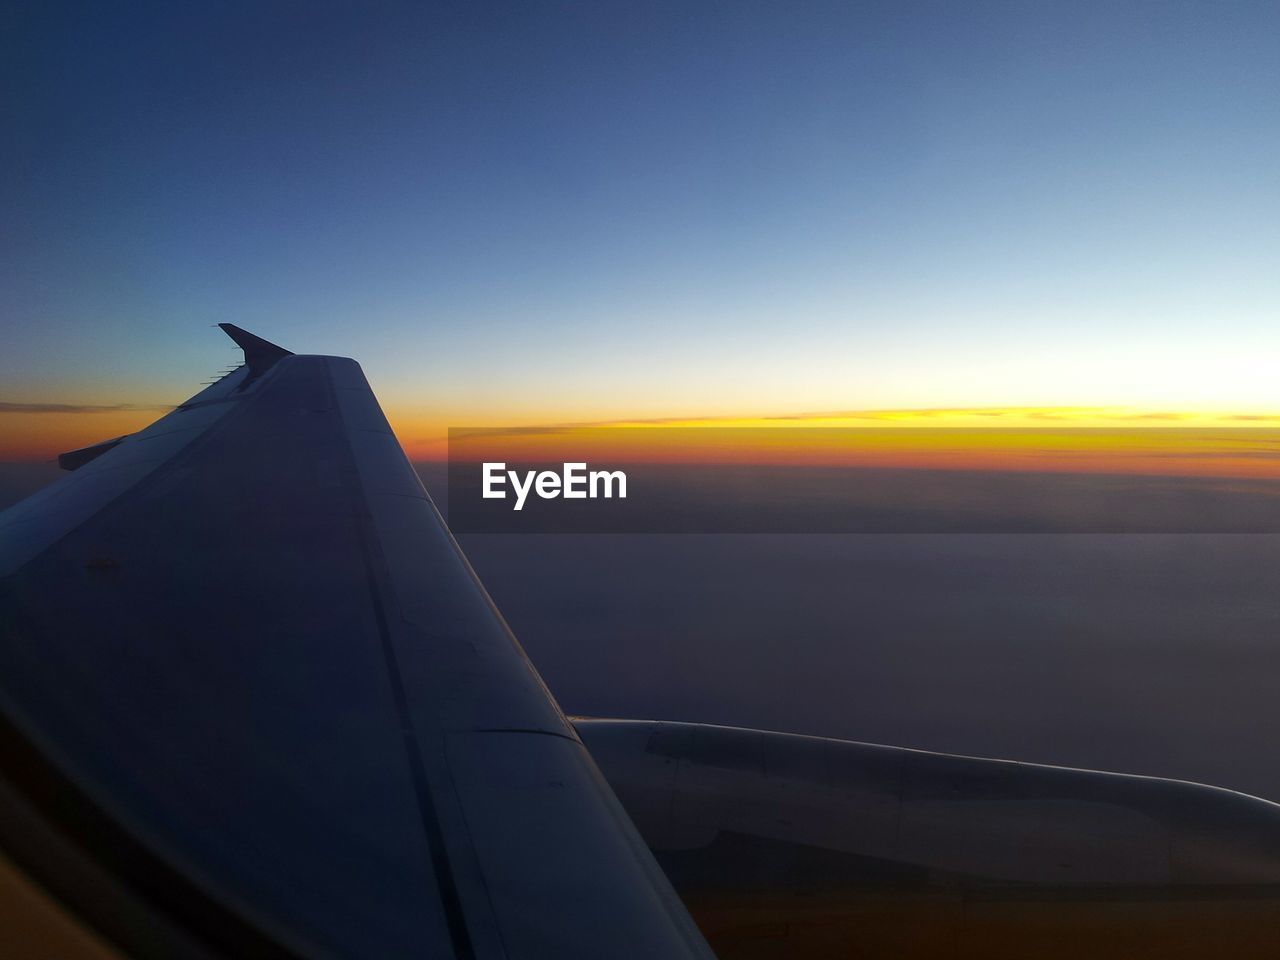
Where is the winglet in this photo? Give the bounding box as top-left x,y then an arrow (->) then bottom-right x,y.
58,435 -> 129,471
218,323 -> 293,385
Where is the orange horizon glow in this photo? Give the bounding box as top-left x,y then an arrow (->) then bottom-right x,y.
398,408 -> 1280,461
0,407 -> 172,462
9,405 -> 1280,481
443,423 -> 1280,481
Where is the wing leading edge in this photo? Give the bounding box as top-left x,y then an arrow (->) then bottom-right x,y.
0,329 -> 713,960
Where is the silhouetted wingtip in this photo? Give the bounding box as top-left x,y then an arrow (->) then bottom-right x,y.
217,324 -> 293,385
217,323 -> 293,362
58,435 -> 129,471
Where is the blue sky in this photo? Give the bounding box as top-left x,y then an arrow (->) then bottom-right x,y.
2,1 -> 1278,435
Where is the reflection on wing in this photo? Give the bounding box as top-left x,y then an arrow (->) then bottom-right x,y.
0,329 -> 712,960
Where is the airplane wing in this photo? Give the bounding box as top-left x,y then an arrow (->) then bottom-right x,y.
576,719 -> 1280,958
0,326 -> 713,960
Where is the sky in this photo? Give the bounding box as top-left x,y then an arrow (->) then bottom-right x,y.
3,1 -> 1279,459
4,2 -> 1280,805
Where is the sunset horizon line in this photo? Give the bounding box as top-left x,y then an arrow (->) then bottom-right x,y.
8,402 -> 1280,463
